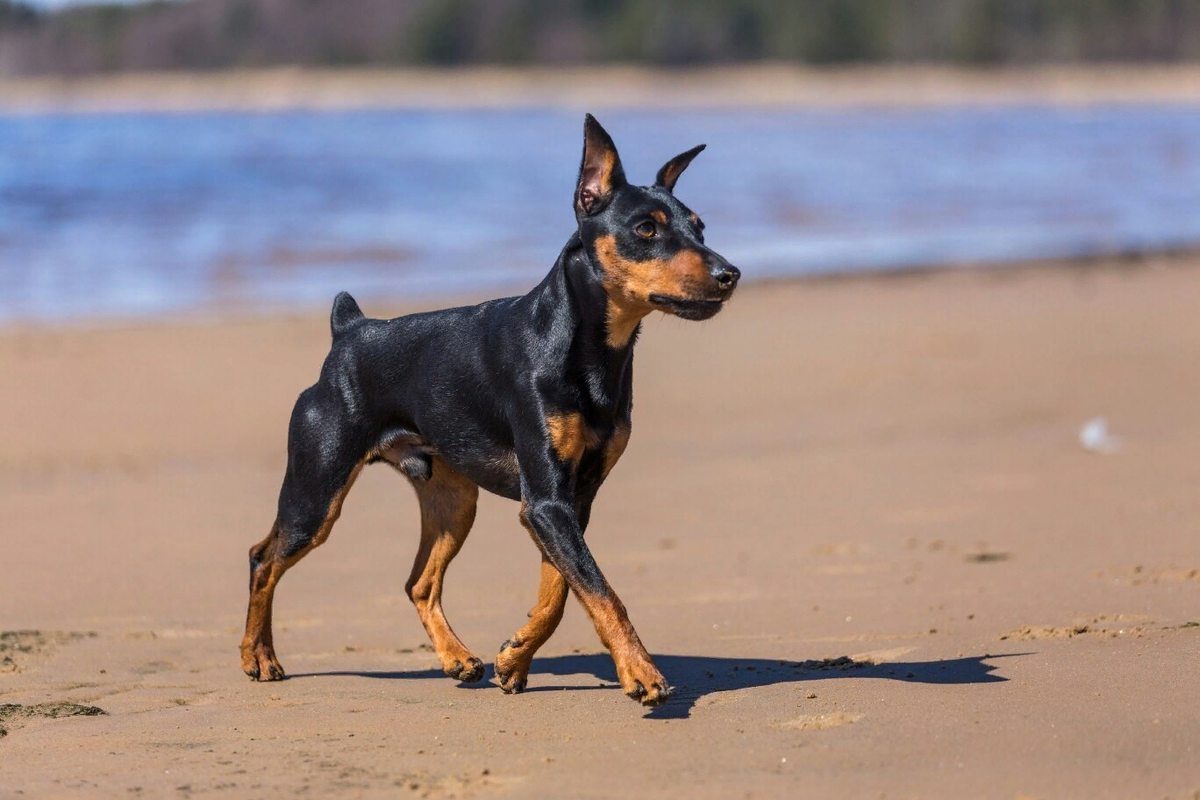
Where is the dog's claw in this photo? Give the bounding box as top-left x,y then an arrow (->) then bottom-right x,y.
640,683 -> 674,707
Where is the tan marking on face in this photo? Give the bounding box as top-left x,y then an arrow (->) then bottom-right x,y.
650,210 -> 667,224
545,411 -> 600,465
602,424 -> 631,478
604,296 -> 643,350
593,235 -> 711,348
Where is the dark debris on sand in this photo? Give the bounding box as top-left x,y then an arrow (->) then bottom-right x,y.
0,630 -> 97,672
790,656 -> 872,672
0,702 -> 107,739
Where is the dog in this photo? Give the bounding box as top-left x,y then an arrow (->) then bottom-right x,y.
240,114 -> 740,706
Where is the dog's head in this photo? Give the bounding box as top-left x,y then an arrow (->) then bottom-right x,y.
573,115 -> 739,346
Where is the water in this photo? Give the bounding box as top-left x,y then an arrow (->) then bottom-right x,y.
3,106 -> 1200,322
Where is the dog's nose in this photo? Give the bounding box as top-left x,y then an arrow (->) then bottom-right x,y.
711,263 -> 740,290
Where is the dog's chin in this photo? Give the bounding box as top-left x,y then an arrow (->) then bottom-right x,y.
648,294 -> 726,321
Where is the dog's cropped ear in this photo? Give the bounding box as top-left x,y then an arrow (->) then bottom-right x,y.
575,114 -> 626,218
655,144 -> 706,192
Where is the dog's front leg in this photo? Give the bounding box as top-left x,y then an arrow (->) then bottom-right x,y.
510,416 -> 673,706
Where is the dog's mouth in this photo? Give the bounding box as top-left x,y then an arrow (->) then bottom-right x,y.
648,294 -> 727,321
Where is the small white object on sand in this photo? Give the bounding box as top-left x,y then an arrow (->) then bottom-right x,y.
1080,417 -> 1122,454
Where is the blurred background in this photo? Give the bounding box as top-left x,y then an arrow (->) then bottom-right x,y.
5,0 -> 1200,69
2,0 -> 1200,321
7,6 -> 1200,795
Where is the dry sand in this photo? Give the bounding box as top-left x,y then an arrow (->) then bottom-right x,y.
1,260 -> 1199,797
2,64 -> 1200,113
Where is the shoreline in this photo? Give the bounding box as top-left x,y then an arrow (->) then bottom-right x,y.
2,246 -> 1196,333
2,63 -> 1200,114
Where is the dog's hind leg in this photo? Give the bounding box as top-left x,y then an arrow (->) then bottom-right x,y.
405,456 -> 484,683
241,388 -> 367,681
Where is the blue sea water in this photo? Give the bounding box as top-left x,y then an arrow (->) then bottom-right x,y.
2,106 -> 1200,322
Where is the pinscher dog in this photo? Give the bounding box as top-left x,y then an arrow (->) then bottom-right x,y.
241,114 -> 740,706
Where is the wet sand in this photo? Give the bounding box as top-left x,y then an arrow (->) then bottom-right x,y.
1,260 -> 1199,797
2,64 -> 1200,113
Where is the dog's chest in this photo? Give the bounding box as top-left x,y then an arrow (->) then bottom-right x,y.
545,411 -> 631,488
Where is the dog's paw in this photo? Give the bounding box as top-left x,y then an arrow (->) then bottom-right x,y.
445,656 -> 485,684
615,656 -> 673,706
497,671 -> 527,694
625,678 -> 674,706
495,639 -> 530,694
241,643 -> 285,682
497,667 -> 527,694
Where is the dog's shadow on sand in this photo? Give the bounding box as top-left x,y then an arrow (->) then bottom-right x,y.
291,651 -> 1025,719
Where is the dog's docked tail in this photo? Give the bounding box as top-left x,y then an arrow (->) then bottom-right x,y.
330,291 -> 366,338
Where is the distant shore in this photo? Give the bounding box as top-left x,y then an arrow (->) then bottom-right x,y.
2,64 -> 1200,113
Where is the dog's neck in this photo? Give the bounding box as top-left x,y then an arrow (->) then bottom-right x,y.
524,231 -> 636,414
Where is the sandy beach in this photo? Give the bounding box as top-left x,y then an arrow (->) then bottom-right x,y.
2,64 -> 1200,113
1,259 -> 1199,797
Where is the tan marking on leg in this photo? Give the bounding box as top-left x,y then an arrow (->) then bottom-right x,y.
241,461 -> 364,682
574,586 -> 673,706
602,424 -> 631,479
406,457 -> 483,681
311,461 -> 363,547
509,498 -> 668,702
545,411 -> 599,465
241,526 -> 285,680
495,555 -> 569,693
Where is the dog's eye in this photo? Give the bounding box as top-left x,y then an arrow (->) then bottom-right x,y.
634,220 -> 657,238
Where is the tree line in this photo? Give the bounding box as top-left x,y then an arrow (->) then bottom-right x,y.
1,0 -> 1198,75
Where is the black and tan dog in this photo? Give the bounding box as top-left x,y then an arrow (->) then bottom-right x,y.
241,115 -> 740,706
